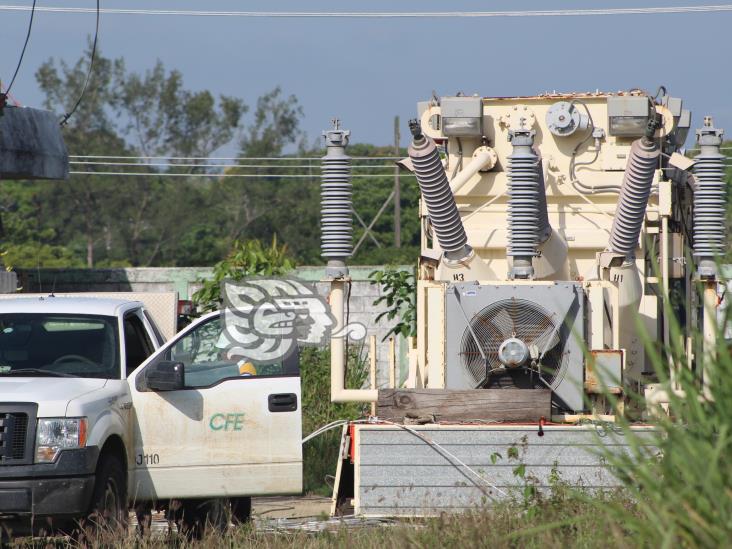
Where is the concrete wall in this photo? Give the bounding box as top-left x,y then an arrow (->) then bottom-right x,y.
16,266 -> 412,387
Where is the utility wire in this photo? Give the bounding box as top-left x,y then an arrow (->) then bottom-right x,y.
1,4 -> 732,18
69,171 -> 415,179
59,0 -> 100,126
2,0 -> 36,96
69,161 -> 397,170
68,155 -> 402,161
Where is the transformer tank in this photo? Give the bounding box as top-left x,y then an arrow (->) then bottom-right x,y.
323,88 -> 727,516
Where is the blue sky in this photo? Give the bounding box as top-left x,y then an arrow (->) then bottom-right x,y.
2,1 -> 731,150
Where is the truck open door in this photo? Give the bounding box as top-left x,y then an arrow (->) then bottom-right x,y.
126,312 -> 302,502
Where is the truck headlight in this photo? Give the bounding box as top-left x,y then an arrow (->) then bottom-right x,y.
35,418 -> 87,463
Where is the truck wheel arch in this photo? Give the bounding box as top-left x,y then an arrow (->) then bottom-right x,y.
98,435 -> 127,477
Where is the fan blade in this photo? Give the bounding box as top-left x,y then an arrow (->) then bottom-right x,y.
491,308 -> 514,340
532,325 -> 560,353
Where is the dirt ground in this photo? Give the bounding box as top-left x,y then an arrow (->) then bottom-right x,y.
138,496 -> 334,536
253,496 -> 332,519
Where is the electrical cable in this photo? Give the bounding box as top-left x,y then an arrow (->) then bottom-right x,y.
301,420 -> 350,444
68,160 -> 398,170
69,162 -> 391,170
59,0 -> 100,126
450,138 -> 464,180
3,0 -> 36,96
568,99 -> 596,182
68,171 -> 415,179
653,85 -> 668,100
568,102 -> 618,194
301,418 -> 508,498
1,5 -> 732,18
68,155 -> 402,161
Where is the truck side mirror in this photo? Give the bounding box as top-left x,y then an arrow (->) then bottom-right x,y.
145,360 -> 185,391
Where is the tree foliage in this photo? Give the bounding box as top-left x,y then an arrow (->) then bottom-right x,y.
1,49 -> 421,269
369,266 -> 417,339
192,238 -> 295,312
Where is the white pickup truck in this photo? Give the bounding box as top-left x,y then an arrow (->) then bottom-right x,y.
0,296 -> 302,538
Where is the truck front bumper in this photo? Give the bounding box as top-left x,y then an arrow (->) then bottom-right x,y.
0,446 -> 99,536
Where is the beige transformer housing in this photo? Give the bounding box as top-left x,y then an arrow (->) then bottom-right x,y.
399,90 -> 704,415
324,89 -> 726,516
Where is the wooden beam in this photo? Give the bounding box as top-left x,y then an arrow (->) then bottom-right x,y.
377,389 -> 551,423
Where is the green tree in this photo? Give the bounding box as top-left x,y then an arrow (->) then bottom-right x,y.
212,87 -> 310,254
192,237 -> 295,312
22,49 -> 258,268
35,45 -> 129,267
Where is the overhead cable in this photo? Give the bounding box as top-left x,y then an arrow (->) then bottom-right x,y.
59,0 -> 100,126
68,155 -> 401,161
69,171 -> 415,179
2,0 -> 37,96
1,4 -> 731,18
69,161 -> 396,170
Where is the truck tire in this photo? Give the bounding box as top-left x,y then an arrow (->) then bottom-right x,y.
179,498 -> 229,539
86,453 -> 128,534
231,496 -> 252,524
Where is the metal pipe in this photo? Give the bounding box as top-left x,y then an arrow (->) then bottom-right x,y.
388,336 -> 396,388
449,146 -> 496,193
702,281 -> 717,400
330,279 -> 378,403
661,215 -> 672,378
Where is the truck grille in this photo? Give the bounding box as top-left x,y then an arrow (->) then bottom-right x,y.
0,404 -> 37,465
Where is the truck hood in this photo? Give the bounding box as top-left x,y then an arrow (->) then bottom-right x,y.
0,378 -> 107,417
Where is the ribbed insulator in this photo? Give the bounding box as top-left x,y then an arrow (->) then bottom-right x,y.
507,140 -> 540,258
409,136 -> 469,257
608,139 -> 660,259
320,140 -> 352,260
693,151 -> 726,260
533,147 -> 552,243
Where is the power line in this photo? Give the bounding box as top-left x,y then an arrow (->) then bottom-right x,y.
2,0 -> 36,96
1,4 -> 732,18
69,161 -> 395,170
68,171 -> 415,179
59,0 -> 100,126
68,155 -> 401,161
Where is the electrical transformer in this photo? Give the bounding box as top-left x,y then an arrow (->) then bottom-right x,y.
323,87 -> 728,516
402,89 -> 726,415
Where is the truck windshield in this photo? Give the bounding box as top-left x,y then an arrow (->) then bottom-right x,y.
0,314 -> 120,379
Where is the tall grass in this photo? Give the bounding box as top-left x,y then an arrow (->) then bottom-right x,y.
300,347 -> 369,494
592,280 -> 732,547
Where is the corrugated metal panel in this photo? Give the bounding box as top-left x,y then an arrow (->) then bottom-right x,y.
356,425 -> 656,517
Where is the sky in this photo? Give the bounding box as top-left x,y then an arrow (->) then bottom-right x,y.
2,1 -> 731,152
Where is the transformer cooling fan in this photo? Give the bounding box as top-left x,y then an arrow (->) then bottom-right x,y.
459,298 -> 569,390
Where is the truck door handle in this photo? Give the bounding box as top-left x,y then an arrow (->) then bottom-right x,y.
268,393 -> 298,413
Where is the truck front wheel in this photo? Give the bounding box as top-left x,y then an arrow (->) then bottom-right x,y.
231,497 -> 252,523
85,454 -> 128,535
